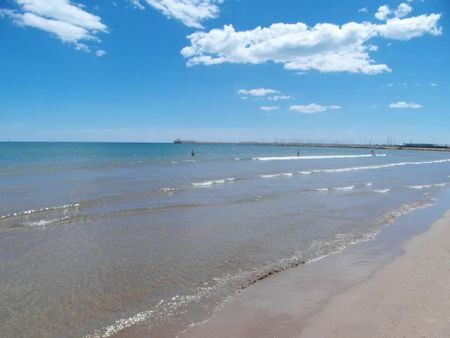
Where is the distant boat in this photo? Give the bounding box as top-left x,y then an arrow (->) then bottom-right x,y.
174,139 -> 196,144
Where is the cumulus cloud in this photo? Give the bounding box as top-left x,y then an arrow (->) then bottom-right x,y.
182,12 -> 441,74
134,0 -> 223,28
0,0 -> 107,51
260,106 -> 279,112
389,101 -> 422,109
375,5 -> 392,20
375,3 -> 413,21
395,3 -> 413,18
237,88 -> 279,97
289,103 -> 341,114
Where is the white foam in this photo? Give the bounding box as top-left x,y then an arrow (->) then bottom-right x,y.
365,182 -> 373,186
254,154 -> 386,161
373,189 -> 390,193
310,185 -> 355,192
299,170 -> 312,175
311,188 -> 330,192
334,185 -> 355,191
434,183 -> 447,187
27,219 -> 55,227
314,158 -> 450,174
192,178 -> 235,187
407,185 -> 433,190
0,203 -> 80,220
159,187 -> 179,194
259,172 -> 293,178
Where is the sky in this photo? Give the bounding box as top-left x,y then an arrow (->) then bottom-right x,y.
0,0 -> 449,144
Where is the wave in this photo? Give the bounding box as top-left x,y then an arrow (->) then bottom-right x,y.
310,185 -> 355,192
158,187 -> 181,194
259,172 -> 293,178
0,203 -> 80,221
299,170 -> 313,175
192,178 -> 235,187
407,185 -> 433,190
411,183 -> 449,190
26,219 -> 58,227
373,189 -> 390,193
253,154 -> 386,161
310,158 -> 450,174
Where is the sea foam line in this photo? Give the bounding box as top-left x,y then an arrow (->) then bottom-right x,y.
310,185 -> 355,192
311,158 -> 450,174
254,154 -> 386,161
373,189 -> 391,194
259,172 -> 293,178
192,178 -> 235,187
0,203 -> 80,220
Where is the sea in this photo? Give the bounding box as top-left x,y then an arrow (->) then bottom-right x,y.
1,142 -> 449,338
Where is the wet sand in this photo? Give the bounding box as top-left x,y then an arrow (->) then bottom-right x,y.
180,210 -> 450,338
299,210 -> 450,337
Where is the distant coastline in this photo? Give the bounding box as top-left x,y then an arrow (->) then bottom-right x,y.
173,139 -> 450,152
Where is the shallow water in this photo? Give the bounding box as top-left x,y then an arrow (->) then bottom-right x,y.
0,142 -> 449,337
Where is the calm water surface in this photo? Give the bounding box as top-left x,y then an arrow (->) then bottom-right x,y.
1,142 -> 449,337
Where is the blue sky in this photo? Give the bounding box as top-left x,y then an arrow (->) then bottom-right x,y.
0,0 -> 448,143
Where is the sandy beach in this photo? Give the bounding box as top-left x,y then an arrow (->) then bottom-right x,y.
299,210 -> 450,338
181,210 -> 450,338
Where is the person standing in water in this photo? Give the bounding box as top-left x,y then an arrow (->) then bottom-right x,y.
191,149 -> 195,157
297,148 -> 300,157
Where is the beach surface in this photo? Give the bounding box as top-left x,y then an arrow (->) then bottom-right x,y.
300,209 -> 450,338
181,210 -> 450,338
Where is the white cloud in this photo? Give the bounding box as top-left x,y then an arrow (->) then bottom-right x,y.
395,3 -> 413,18
289,103 -> 341,114
260,106 -> 279,112
135,0 -> 223,28
358,7 -> 368,13
429,82 -> 437,87
389,101 -> 422,109
96,49 -> 106,57
182,13 -> 441,74
375,5 -> 391,20
0,0 -> 107,50
375,3 -> 413,21
237,88 -> 279,97
268,95 -> 293,101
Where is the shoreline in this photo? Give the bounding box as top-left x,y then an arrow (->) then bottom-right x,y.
299,209 -> 450,337
179,207 -> 450,338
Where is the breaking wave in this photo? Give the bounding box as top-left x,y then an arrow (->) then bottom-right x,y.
192,178 -> 236,187
253,154 -> 386,161
259,172 -> 293,178
309,185 -> 355,192
311,158 -> 450,174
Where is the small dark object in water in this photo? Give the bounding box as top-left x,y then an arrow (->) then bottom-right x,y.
191,150 -> 195,157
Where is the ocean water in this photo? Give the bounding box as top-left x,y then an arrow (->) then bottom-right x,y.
1,142 -> 449,338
